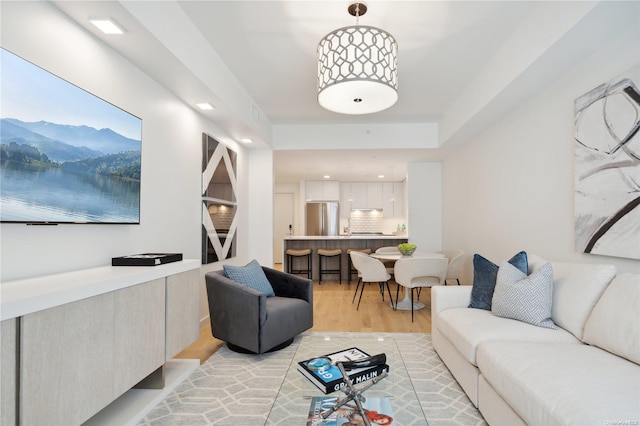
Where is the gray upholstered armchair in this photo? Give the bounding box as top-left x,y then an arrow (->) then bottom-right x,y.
205,267 -> 313,354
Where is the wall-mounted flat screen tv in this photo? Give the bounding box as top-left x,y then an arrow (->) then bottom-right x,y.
1,48 -> 142,224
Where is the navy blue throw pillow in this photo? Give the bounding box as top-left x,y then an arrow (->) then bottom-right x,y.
468,251 -> 528,310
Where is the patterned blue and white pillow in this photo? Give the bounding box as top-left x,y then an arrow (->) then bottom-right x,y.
223,259 -> 275,297
492,260 -> 556,329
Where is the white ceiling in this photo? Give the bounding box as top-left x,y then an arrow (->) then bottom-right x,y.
177,1 -> 535,124
49,1 -> 615,183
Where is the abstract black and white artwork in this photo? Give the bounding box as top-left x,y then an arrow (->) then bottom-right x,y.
574,65 -> 640,260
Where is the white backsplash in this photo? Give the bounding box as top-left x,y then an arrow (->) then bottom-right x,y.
209,204 -> 235,230
341,210 -> 406,235
350,210 -> 382,233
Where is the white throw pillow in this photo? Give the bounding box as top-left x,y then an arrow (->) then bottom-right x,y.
550,262 -> 616,340
583,273 -> 640,365
492,261 -> 556,329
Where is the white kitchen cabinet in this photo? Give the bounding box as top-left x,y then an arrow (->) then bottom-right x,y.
350,182 -> 367,209
340,183 -> 353,218
324,181 -> 340,200
366,183 -> 383,209
342,182 -> 385,210
340,182 -> 403,216
306,180 -> 340,201
341,182 -> 384,216
306,181 -> 323,200
383,182 -> 405,217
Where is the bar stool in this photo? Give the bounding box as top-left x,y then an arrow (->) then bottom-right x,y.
346,248 -> 372,283
285,248 -> 312,279
317,248 -> 342,284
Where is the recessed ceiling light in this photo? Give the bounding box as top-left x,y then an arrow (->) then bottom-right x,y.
378,175 -> 385,179
196,102 -> 214,110
324,175 -> 331,179
90,19 -> 124,35
240,138 -> 253,144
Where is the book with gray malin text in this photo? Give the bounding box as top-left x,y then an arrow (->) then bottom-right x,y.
297,347 -> 389,394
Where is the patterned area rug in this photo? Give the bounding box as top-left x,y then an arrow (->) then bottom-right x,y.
138,332 -> 486,426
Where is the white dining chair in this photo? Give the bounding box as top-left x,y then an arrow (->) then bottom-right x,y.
394,257 -> 448,321
375,246 -> 399,275
349,251 -> 395,311
375,246 -> 401,254
440,249 -> 464,285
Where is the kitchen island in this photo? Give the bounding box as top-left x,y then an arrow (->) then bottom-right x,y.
283,235 -> 408,281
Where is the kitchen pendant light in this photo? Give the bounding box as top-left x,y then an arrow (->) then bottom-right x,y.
317,2 -> 398,115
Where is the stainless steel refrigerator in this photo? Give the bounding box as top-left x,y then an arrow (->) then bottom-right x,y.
306,202 -> 339,236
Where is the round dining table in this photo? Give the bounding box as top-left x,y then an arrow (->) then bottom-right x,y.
369,251 -> 446,311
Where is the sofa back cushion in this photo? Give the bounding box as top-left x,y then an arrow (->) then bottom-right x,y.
550,261 -> 616,340
583,273 -> 640,365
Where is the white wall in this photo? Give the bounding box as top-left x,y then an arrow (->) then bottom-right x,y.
245,149 -> 274,265
1,2 -> 195,281
442,27 -> 640,284
407,162 -> 442,252
0,2 -> 273,324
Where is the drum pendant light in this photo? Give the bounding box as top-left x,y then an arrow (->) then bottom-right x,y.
317,2 -> 398,115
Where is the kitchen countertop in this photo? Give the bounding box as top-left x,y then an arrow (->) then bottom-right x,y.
282,235 -> 408,280
284,235 -> 408,240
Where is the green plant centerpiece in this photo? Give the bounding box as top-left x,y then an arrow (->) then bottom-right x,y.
398,243 -> 417,256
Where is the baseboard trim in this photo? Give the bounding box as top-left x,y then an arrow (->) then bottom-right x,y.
200,314 -> 209,329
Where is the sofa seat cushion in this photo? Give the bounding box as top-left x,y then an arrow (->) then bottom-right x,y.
477,341 -> 640,426
265,296 -> 312,327
437,308 -> 579,365
261,296 -> 313,351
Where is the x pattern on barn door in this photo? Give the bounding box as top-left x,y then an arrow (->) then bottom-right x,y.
202,133 -> 238,264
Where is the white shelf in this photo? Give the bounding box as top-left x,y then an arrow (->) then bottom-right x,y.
0,259 -> 200,321
84,359 -> 199,426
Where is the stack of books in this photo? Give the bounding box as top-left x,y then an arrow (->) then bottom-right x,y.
297,347 -> 389,394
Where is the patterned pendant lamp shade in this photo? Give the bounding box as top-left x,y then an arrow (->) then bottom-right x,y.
317,3 -> 398,115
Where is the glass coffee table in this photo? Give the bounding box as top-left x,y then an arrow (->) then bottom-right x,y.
266,334 -> 429,425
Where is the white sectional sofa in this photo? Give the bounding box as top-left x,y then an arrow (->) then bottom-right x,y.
432,255 -> 640,426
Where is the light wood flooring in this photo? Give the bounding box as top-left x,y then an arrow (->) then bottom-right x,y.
176,264 -> 433,364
